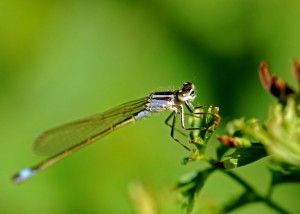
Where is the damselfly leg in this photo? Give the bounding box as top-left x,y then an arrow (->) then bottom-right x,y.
164,112 -> 188,138
165,105 -> 220,151
169,111 -> 191,151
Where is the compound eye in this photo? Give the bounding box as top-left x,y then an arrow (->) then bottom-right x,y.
177,90 -> 187,101
183,82 -> 191,90
178,82 -> 196,101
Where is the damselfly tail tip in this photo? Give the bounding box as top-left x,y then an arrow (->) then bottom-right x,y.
12,168 -> 36,184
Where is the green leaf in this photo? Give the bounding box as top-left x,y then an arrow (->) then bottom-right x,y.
184,106 -> 221,164
269,163 -> 300,186
222,143 -> 267,169
174,168 -> 215,213
188,106 -> 220,145
232,98 -> 300,167
222,191 -> 260,213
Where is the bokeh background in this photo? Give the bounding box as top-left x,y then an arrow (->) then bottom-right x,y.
1,1 -> 300,213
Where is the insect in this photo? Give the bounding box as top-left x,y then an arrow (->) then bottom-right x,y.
12,82 -> 203,183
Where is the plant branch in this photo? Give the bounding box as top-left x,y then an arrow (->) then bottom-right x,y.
224,170 -> 289,214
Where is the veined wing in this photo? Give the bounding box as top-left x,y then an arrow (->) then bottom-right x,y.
33,97 -> 147,156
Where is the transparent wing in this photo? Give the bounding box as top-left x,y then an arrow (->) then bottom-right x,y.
34,97 -> 147,156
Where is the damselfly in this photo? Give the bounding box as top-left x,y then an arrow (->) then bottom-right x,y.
12,82 -> 203,183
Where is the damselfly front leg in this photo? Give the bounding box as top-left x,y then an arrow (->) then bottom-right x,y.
165,105 -> 207,151
165,103 -> 220,151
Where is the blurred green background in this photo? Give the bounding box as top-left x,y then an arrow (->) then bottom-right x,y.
1,0 -> 300,213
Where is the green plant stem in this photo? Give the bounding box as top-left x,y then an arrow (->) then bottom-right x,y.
224,170 -> 289,214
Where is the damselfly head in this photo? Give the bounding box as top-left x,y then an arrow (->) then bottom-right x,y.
177,82 -> 196,102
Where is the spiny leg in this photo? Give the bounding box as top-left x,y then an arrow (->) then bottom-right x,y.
191,106 -> 221,128
179,105 -> 204,131
165,111 -> 188,137
182,105 -> 220,131
168,111 -> 190,151
189,105 -> 219,120
185,104 -> 217,118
